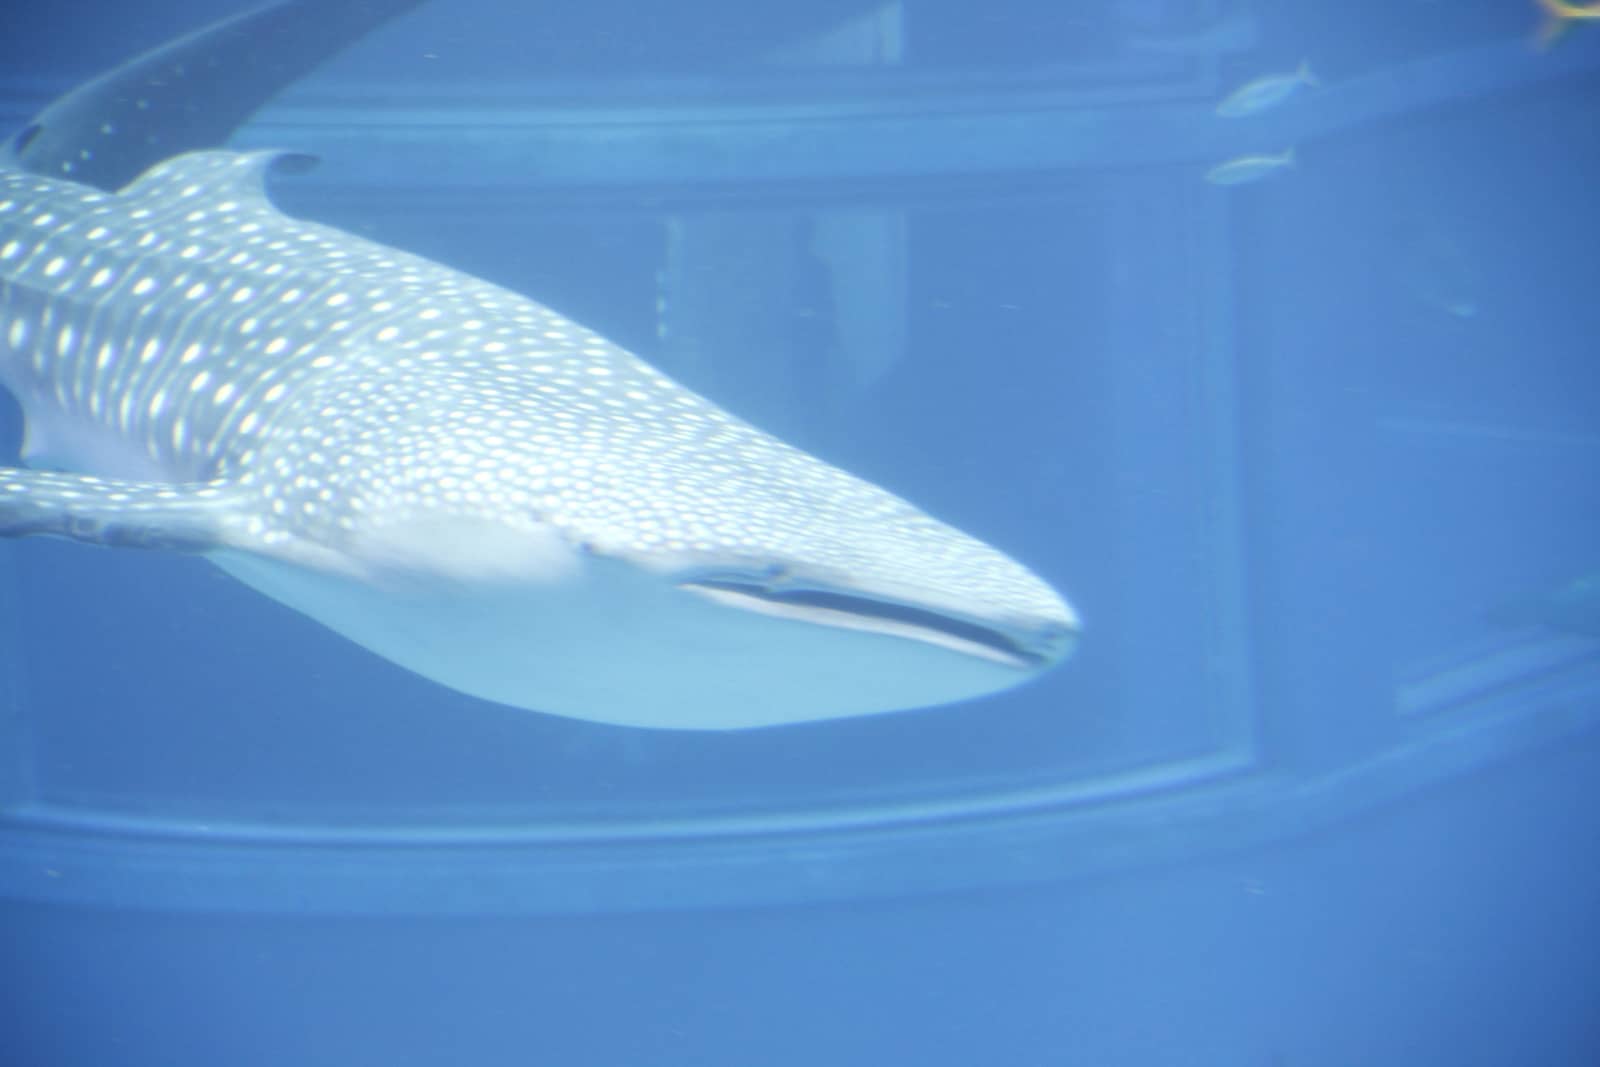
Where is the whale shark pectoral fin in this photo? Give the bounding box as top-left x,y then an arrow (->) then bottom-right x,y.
0,468 -> 247,553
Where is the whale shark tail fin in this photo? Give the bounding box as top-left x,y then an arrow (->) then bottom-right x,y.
3,0 -> 425,191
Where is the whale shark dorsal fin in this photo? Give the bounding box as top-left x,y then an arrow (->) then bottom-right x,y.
2,0 -> 425,191
0,469 -> 243,553
119,148 -> 320,205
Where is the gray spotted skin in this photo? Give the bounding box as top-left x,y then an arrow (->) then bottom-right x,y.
2,0 -> 427,193
0,469 -> 238,550
0,149 -> 1078,728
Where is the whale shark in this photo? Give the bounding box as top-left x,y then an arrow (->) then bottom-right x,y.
0,2 -> 1077,729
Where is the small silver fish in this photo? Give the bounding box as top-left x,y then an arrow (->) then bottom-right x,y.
1215,61 -> 1318,118
1204,148 -> 1296,186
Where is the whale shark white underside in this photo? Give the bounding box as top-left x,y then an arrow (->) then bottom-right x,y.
0,1 -> 1077,729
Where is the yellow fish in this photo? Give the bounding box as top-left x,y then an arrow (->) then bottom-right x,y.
1204,148 -> 1295,186
1534,0 -> 1600,47
1215,60 -> 1318,117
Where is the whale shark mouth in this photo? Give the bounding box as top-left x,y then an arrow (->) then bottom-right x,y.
678,575 -> 1068,669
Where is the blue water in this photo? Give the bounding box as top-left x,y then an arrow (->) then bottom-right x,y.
1,1 -> 1598,1064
